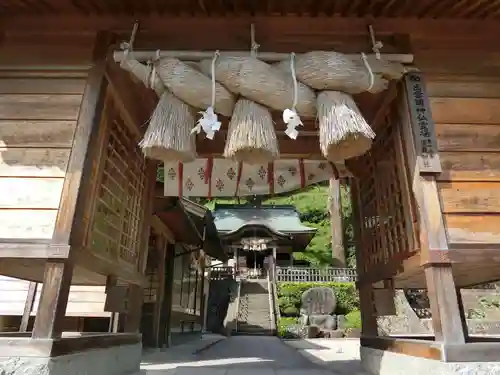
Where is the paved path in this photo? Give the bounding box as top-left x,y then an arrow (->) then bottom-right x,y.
139,336 -> 366,375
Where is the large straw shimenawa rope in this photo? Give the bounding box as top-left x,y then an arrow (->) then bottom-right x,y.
224,99 -> 279,164
200,56 -> 316,118
155,57 -> 235,117
279,51 -> 393,94
119,58 -> 165,96
139,91 -> 197,162
317,91 -> 375,161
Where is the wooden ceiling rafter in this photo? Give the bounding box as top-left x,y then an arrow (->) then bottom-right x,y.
2,0 -> 500,19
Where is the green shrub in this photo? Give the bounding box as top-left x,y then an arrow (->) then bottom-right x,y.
345,310 -> 362,329
278,317 -> 299,338
277,282 -> 359,317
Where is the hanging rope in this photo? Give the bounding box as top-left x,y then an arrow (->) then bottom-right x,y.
361,52 -> 375,92
148,49 -> 161,90
291,52 -> 298,109
192,50 -> 221,140
368,24 -> 383,60
122,21 -> 139,58
250,23 -> 260,58
211,50 -> 220,108
283,52 -> 303,140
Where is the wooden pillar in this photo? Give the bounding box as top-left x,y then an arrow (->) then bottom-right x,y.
159,243 -> 175,348
425,265 -> 466,344
32,261 -> 74,338
31,31 -> 112,339
198,260 -> 206,330
109,313 -> 120,333
359,284 -> 378,337
124,163 -> 157,333
456,287 -> 470,341
329,177 -> 346,267
153,236 -> 167,347
399,75 -> 467,344
351,177 -> 378,337
201,254 -> 211,333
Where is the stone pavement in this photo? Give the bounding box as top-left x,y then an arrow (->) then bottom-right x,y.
137,335 -> 368,375
282,338 -> 368,375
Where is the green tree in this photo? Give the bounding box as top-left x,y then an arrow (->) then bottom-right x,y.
158,166 -> 355,268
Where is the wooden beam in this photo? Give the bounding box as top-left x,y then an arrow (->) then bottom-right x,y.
196,133 -> 322,159
0,243 -> 70,259
113,50 -> 412,63
19,282 -> 37,332
3,16 -> 500,39
328,177 -> 346,267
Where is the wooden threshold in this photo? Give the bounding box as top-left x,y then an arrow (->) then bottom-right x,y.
361,336 -> 443,360
362,336 -> 500,363
0,332 -> 141,358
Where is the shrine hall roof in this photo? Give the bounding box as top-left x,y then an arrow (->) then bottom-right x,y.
213,204 -> 316,236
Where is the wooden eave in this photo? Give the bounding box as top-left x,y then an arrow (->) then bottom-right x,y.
1,0 -> 500,19
154,196 -> 227,260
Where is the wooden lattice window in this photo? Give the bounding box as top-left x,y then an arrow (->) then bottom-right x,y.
88,97 -> 148,267
350,101 -> 418,274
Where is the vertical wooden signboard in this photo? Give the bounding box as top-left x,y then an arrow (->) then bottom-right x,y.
404,72 -> 442,174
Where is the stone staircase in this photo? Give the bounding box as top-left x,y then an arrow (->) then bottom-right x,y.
234,279 -> 274,336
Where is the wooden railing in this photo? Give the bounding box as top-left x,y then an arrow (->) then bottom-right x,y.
275,267 -> 357,283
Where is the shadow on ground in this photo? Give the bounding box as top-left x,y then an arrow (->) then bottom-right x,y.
139,336 -> 371,375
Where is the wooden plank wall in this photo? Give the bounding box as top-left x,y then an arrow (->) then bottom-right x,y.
0,276 -> 110,317
415,44 -> 500,245
0,32 -> 94,240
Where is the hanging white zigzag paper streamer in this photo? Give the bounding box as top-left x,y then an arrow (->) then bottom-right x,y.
283,52 -> 303,140
192,50 -> 221,140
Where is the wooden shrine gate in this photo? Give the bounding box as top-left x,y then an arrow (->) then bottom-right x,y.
1,3 -> 500,375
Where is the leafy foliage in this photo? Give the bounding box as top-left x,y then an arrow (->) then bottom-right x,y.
277,282 -> 359,316
345,310 -> 362,329
277,317 -> 300,338
158,165 -> 355,267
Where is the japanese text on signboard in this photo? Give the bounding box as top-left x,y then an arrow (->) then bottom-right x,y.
404,73 -> 441,173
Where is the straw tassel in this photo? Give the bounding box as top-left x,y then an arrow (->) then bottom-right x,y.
317,90 -> 375,162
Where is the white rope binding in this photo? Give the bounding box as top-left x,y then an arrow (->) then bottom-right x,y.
283,52 -> 303,140
192,50 -> 221,140
361,52 -> 375,92
148,49 -> 161,90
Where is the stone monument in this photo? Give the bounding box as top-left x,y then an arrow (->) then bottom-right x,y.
299,287 -> 337,337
